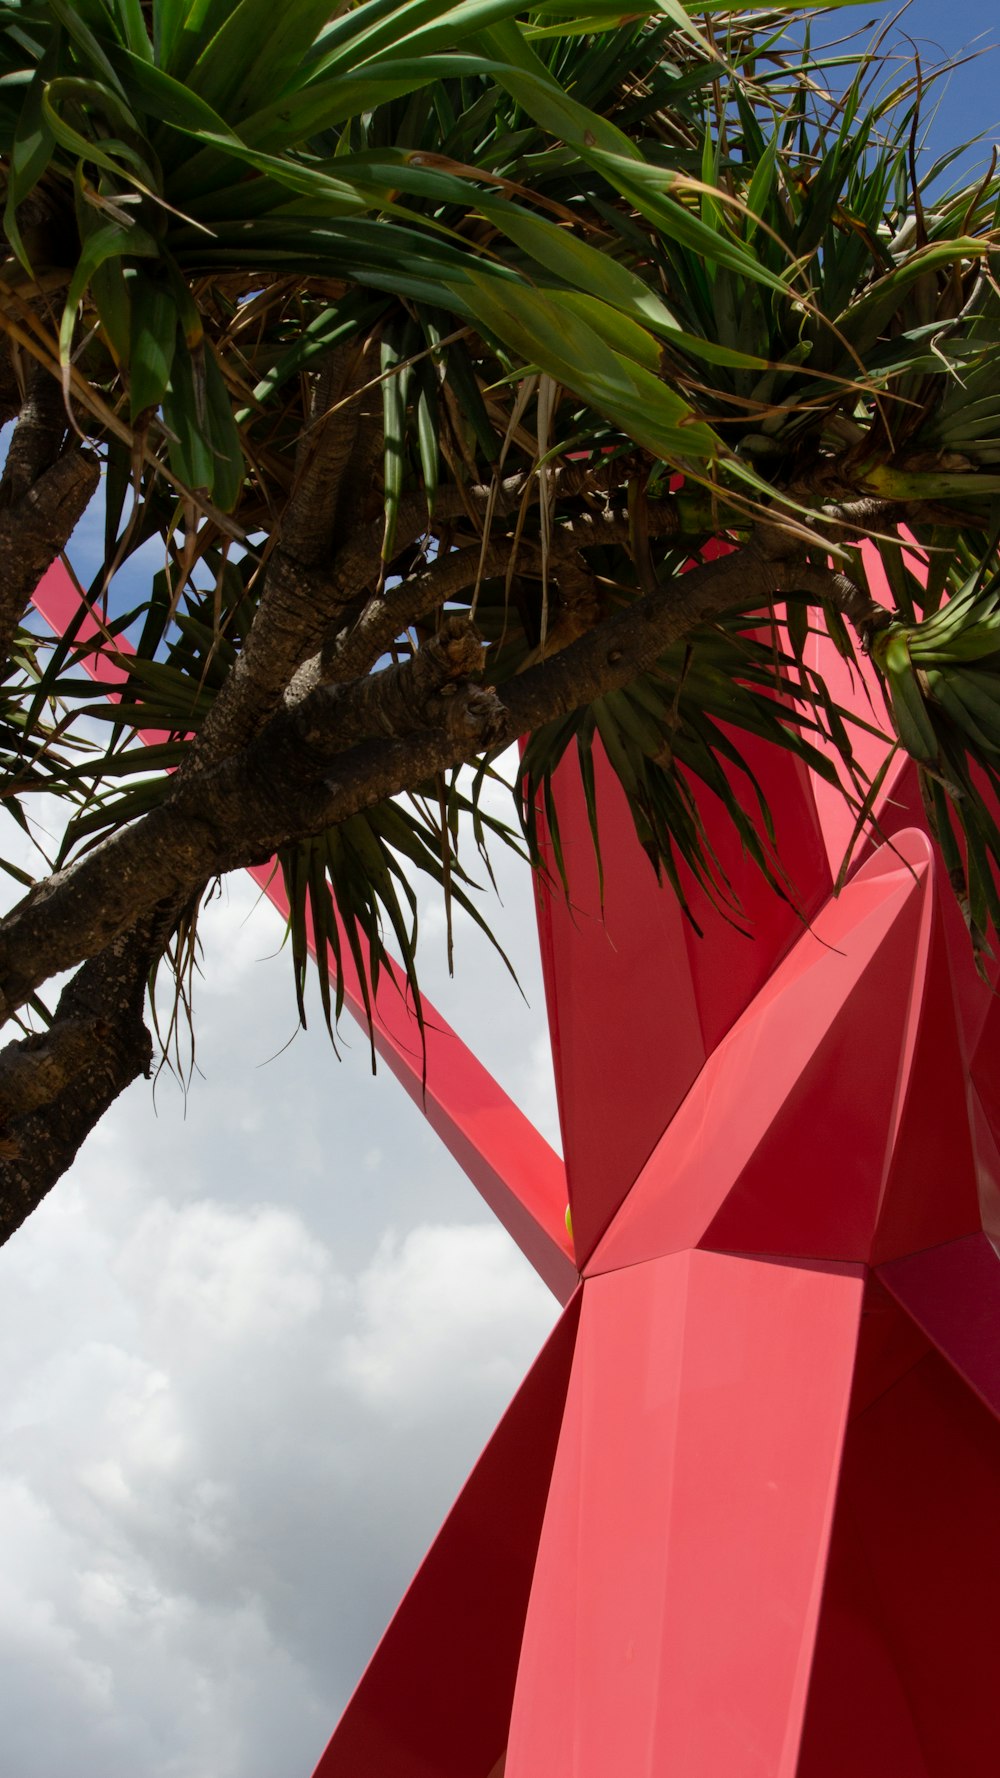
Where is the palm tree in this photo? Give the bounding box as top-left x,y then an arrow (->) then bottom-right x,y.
2,0 -> 1000,1237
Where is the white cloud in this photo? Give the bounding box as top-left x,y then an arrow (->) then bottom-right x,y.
115,1198 -> 336,1349
0,912 -> 562,1778
341,1222 -> 557,1423
3,535 -> 565,1777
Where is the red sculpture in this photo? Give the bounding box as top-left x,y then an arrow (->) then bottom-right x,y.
309,539 -> 1000,1778
32,545 -> 1000,1777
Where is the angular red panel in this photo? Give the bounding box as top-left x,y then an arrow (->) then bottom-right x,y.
591,829 -> 980,1273
865,754 -> 927,844
936,850 -> 1000,1062
701,844 -> 925,1262
844,1276 -> 930,1422
534,729 -> 831,1267
800,539 -> 916,876
799,1342 -> 1000,1778
795,1495 -> 932,1778
590,844 -> 921,1271
679,741 -> 832,1054
970,973 -> 1000,1151
969,1085 -> 1000,1243
505,1251 -> 863,1778
311,1293 -> 581,1778
533,751 -> 707,1266
879,1232 -> 1000,1417
869,836 -> 981,1264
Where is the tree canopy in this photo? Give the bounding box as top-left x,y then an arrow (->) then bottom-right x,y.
1,0 -> 1000,1242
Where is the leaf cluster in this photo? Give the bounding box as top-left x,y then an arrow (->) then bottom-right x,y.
4,0 -> 1000,1056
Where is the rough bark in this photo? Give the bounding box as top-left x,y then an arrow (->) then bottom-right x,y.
0,364 -> 99,668
0,921 -> 157,1245
0,545 -> 869,1027
184,341 -> 374,768
0,329 -> 902,1248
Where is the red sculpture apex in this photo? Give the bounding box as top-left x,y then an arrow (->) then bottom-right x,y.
312,540 -> 1000,1778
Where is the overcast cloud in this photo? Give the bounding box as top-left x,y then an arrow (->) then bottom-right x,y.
0,780 -> 562,1777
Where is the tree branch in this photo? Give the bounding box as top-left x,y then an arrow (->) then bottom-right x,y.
0,921 -> 157,1245
301,613 -> 490,748
0,363 -> 99,667
0,361 -> 67,500
292,495 -> 712,700
185,341 -> 374,767
293,539 -> 551,697
0,541 -> 861,1021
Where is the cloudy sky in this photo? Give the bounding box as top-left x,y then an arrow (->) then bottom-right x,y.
1,7 -> 997,1776
0,774 -> 562,1778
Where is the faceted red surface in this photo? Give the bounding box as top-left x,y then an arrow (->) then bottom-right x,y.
31,553 -> 1000,1778
799,1329 -> 1000,1778
504,1251 -> 863,1778
534,734 -> 833,1267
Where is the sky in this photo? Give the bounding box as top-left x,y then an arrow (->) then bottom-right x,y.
0,756 -> 562,1778
822,0 -> 998,183
1,6 -> 998,1776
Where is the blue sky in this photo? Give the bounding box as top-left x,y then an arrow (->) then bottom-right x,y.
820,1 -> 998,180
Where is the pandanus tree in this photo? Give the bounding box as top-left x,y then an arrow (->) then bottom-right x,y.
1,0 -> 1000,1239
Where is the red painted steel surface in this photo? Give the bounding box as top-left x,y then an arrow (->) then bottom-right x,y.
586,827 -> 982,1271
800,541 -> 908,871
504,1251 -> 863,1778
533,710 -> 834,1270
588,842 -> 920,1269
314,538 -> 1000,1772
799,1311 -> 1000,1778
879,1231 -> 1000,1417
31,546 -> 1000,1775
